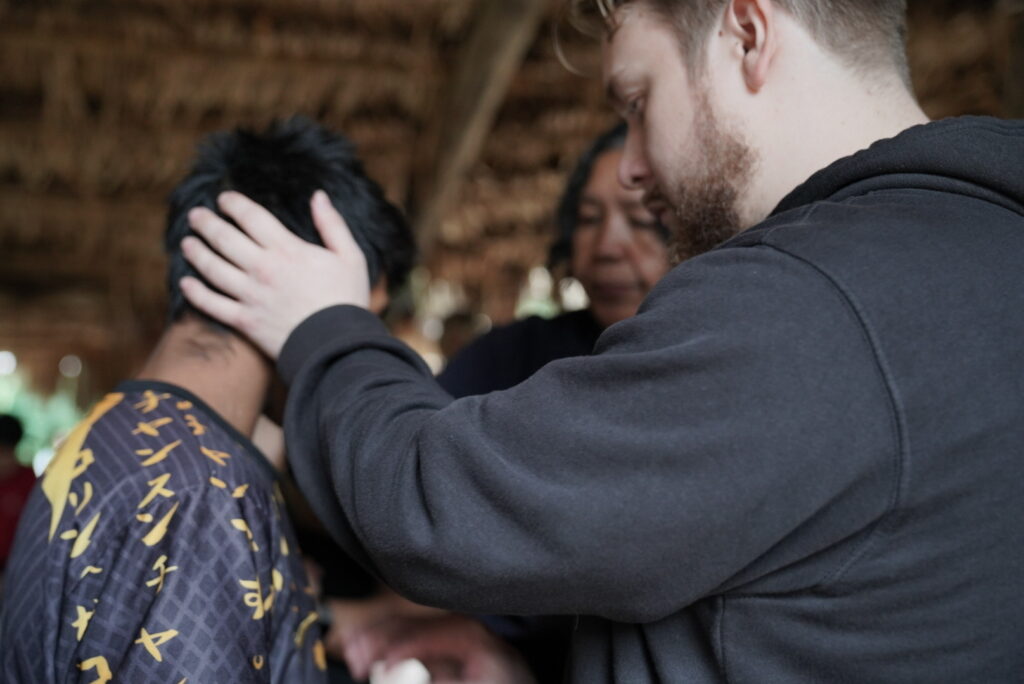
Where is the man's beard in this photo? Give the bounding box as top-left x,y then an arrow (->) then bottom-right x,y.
663,93 -> 757,263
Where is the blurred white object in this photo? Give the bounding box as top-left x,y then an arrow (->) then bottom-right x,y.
0,351 -> 16,376
370,659 -> 431,684
33,447 -> 54,476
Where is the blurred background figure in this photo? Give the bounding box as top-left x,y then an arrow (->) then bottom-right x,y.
0,414 -> 33,581
437,122 -> 672,397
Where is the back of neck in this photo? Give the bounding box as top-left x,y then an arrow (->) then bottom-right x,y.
747,53 -> 931,225
136,315 -> 270,437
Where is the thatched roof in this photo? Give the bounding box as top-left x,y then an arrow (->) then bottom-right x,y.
1,0 -> 1021,398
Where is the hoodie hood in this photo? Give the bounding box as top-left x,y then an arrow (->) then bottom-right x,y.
773,116 -> 1024,219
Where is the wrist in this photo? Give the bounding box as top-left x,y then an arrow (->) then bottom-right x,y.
276,305 -> 388,384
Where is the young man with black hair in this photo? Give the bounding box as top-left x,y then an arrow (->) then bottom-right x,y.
182,0 -> 1024,681
0,117 -> 415,683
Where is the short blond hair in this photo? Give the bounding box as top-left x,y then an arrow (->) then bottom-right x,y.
568,0 -> 910,85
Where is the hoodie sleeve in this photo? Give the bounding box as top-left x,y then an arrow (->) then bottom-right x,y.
279,243 -> 898,623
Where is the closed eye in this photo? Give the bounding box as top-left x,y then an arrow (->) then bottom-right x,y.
625,96 -> 645,118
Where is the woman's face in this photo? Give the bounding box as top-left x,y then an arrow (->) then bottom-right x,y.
571,148 -> 671,329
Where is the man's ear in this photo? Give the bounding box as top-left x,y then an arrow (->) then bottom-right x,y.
723,0 -> 777,93
369,277 -> 389,315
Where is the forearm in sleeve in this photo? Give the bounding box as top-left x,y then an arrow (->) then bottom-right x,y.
280,246 -> 898,623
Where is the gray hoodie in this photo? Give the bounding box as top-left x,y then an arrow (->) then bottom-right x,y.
280,117 -> 1024,683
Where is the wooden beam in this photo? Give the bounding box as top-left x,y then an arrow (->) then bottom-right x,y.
0,31 -> 421,87
413,0 -> 548,255
0,255 -> 120,290
0,33 -> 428,127
0,1 -> 465,47
0,190 -> 164,248
0,120 -> 416,201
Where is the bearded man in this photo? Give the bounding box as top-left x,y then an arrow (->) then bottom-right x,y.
179,0 -> 1024,681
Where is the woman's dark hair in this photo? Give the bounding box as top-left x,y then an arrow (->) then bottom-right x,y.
165,116 -> 416,327
549,122 -> 628,268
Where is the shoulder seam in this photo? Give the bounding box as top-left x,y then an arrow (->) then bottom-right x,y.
738,238 -> 910,590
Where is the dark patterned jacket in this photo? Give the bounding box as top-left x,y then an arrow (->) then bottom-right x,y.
1,381 -> 327,683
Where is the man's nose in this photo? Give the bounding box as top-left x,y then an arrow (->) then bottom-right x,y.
619,129 -> 652,190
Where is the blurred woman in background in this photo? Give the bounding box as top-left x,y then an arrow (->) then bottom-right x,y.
437,122 -> 672,398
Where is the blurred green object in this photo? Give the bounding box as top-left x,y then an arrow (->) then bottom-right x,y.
0,373 -> 83,466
